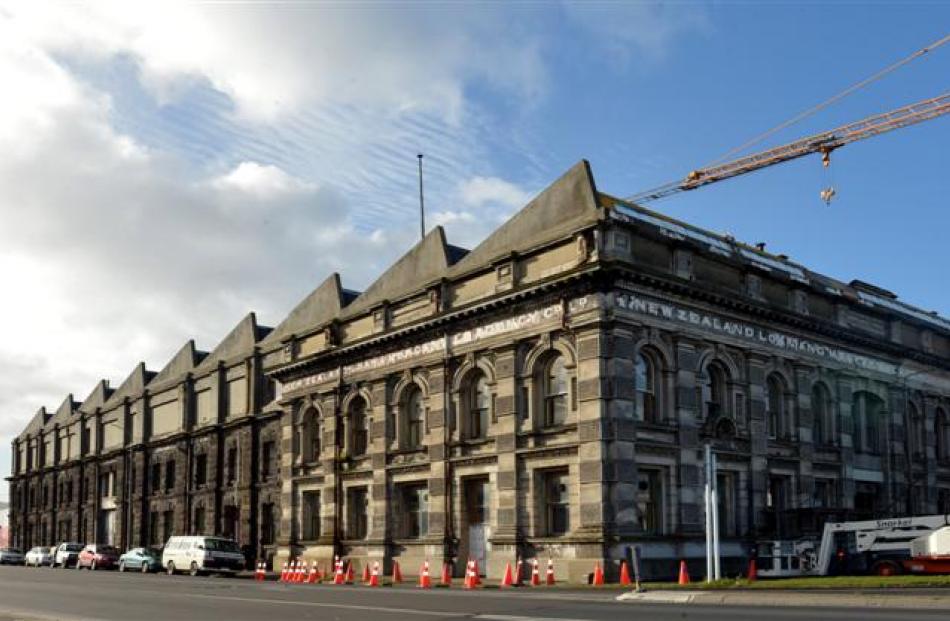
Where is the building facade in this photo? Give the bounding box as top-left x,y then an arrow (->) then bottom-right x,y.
7,161 -> 950,580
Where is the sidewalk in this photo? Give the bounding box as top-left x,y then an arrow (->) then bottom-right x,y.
617,588 -> 950,609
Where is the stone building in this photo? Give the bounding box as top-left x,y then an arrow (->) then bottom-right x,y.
7,161 -> 950,580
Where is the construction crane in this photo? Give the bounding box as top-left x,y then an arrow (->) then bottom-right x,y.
627,92 -> 950,205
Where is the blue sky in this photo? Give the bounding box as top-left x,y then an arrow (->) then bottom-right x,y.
0,2 -> 947,497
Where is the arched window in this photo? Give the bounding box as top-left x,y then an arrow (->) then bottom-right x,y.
853,391 -> 883,454
403,386 -> 424,449
543,355 -> 569,427
767,374 -> 785,439
349,397 -> 368,457
705,362 -> 729,419
634,352 -> 657,423
937,408 -> 949,462
466,373 -> 491,440
302,408 -> 320,463
812,383 -> 833,446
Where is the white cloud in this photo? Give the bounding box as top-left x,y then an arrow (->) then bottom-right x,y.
460,176 -> 536,210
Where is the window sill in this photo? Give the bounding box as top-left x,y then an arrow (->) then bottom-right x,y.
523,423 -> 578,437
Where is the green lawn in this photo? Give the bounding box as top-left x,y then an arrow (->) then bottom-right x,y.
640,574 -> 950,590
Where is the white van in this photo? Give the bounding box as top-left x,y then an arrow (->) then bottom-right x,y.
161,536 -> 245,576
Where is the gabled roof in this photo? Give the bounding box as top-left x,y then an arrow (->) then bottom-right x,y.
48,394 -> 80,427
102,362 -> 156,411
343,226 -> 467,318
21,407 -> 51,437
79,380 -> 113,414
449,159 -> 601,276
149,340 -> 207,389
195,312 -> 272,372
260,274 -> 349,347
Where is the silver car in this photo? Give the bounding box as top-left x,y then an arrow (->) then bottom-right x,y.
0,548 -> 24,565
24,546 -> 53,567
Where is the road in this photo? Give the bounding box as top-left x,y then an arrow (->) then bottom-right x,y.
0,565 -> 948,621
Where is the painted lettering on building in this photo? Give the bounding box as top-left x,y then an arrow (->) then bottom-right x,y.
282,296 -> 591,394
615,292 -> 898,375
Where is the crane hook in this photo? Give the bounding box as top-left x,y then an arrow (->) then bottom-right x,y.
820,187 -> 836,205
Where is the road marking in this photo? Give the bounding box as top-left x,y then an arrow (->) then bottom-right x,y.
471,614 -> 591,621
173,592 -> 470,617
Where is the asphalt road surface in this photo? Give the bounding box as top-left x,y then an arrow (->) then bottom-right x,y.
0,565 -> 948,621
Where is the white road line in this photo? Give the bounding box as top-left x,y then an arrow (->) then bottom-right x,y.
471,614 -> 591,621
174,591 -> 470,617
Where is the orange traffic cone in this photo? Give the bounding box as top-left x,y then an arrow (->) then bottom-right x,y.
418,560 -> 432,589
333,557 -> 344,585
500,562 -> 514,587
440,562 -> 452,587
677,560 -> 690,585
279,561 -> 288,582
392,560 -> 403,584
307,561 -> 318,584
289,560 -> 297,582
361,562 -> 370,584
298,560 -> 308,583
463,559 -> 476,589
747,558 -> 757,582
345,561 -> 355,584
592,562 -> 604,586
619,561 -> 632,586
545,559 -> 555,586
530,558 -> 540,586
514,558 -> 523,586
368,561 -> 380,587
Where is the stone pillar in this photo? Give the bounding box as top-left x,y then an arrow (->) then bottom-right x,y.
674,340 -> 703,535
572,324 -> 609,582
367,380 -> 388,564
837,377 -> 856,511
425,363 -> 450,574
746,355 -> 768,534
794,366 -> 814,532
488,346 -> 518,579
924,395 -> 940,513
887,386 -> 907,514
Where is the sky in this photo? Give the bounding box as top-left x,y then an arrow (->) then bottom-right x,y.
1,1 -> 948,499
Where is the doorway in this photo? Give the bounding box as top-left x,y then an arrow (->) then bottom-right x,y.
464,478 -> 490,576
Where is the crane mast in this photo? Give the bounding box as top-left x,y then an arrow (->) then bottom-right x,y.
628,92 -> 950,204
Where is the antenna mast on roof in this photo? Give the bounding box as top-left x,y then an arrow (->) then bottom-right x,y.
417,153 -> 425,240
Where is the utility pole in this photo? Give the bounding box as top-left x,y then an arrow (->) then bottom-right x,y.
417,153 -> 425,240
704,444 -> 721,581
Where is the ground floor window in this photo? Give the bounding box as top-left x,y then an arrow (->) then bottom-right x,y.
347,487 -> 368,540
716,472 -> 739,537
543,469 -> 570,536
637,469 -> 664,534
301,493 -> 319,541
813,478 -> 835,509
148,512 -> 158,545
262,503 -> 276,545
162,509 -> 174,543
401,484 -> 428,539
193,507 -> 205,535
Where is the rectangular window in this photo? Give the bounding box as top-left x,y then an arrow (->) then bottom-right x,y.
637,469 -> 664,534
261,503 -> 276,545
162,509 -> 174,543
149,512 -> 159,545
813,478 -> 835,509
194,454 -> 207,488
302,492 -> 320,540
194,507 -> 205,535
716,472 -> 739,537
346,487 -> 368,540
164,461 -> 176,492
543,470 -> 570,536
227,447 -> 238,485
261,441 -> 274,480
151,463 -> 161,492
402,485 -> 428,539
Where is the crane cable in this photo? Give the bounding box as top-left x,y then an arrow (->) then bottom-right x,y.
705,31 -> 950,168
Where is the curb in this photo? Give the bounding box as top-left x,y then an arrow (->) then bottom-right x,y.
616,589 -> 950,610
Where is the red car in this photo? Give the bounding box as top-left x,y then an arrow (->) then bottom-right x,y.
76,544 -> 120,570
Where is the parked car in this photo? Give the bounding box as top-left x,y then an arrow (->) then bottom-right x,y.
118,547 -> 163,573
76,544 -> 120,570
24,546 -> 53,567
162,536 -> 245,576
0,548 -> 25,565
52,542 -> 84,568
